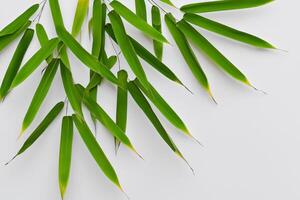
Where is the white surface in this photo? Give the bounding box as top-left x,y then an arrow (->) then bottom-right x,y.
0,0 -> 299,199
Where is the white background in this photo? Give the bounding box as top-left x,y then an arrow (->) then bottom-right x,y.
0,0 -> 299,199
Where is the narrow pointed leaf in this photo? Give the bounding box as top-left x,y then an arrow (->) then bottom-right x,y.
165,14 -> 211,96
108,11 -> 150,89
11,38 -> 60,88
21,59 -> 59,134
160,0 -> 175,7
184,13 -> 275,49
151,6 -> 163,61
36,24 -> 53,63
128,81 -> 181,154
49,0 -> 65,32
0,4 -> 38,37
72,0 -> 89,37
106,24 -> 184,86
60,62 -> 83,117
177,20 -> 252,86
110,1 -> 168,43
72,114 -> 121,189
92,1 -> 106,58
135,0 -> 147,22
115,70 -> 128,151
8,102 -> 64,163
0,29 -> 34,100
56,27 -> 119,86
76,84 -> 138,154
181,0 -> 274,13
59,116 -> 74,199
0,21 -> 31,52
134,79 -> 191,137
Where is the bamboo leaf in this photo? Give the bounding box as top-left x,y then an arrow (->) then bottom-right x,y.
160,0 -> 175,7
56,26 -> 120,86
115,70 -> 128,152
36,23 -> 53,63
165,14 -> 213,99
110,1 -> 168,43
108,11 -> 150,90
0,21 -> 31,53
72,114 -> 122,189
21,59 -> 60,136
135,0 -> 147,22
11,38 -> 60,88
106,24 -> 185,87
49,0 -> 65,32
60,61 -> 83,117
76,84 -> 140,156
151,6 -> 163,61
92,1 -> 106,58
181,0 -> 274,13
6,102 -> 64,164
134,79 -> 193,138
177,20 -> 252,87
184,13 -> 275,49
72,0 -> 89,37
0,29 -> 34,100
128,81 -> 181,155
0,4 -> 38,37
59,116 -> 74,200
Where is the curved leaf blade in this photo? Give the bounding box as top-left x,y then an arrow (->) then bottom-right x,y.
151,6 -> 163,61
0,4 -> 39,37
183,13 -> 275,49
11,38 -> 60,88
21,59 -> 60,135
135,0 -> 147,22
0,29 -> 34,100
72,0 -> 89,37
110,1 -> 168,43
181,0 -> 274,13
72,114 -> 122,189
177,20 -> 252,86
6,102 -> 64,164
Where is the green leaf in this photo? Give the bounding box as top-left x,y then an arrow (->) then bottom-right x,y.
160,0 -> 175,7
6,102 -> 64,164
0,29 -> 34,100
11,38 -> 60,88
72,114 -> 122,190
76,84 -> 140,157
59,116 -> 74,200
135,0 -> 147,22
128,81 -> 182,156
110,1 -> 168,43
36,23 -> 53,63
56,26 -> 120,86
0,4 -> 38,37
21,59 -> 60,136
165,14 -> 214,100
0,21 -> 31,53
92,1 -> 106,58
49,0 -> 65,32
151,6 -> 163,61
86,55 -> 117,90
106,24 -> 185,87
183,13 -> 275,49
177,20 -> 253,87
134,79 -> 193,138
72,0 -> 89,37
108,11 -> 150,90
181,0 -> 274,13
60,61 -> 83,117
115,70 -> 128,152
